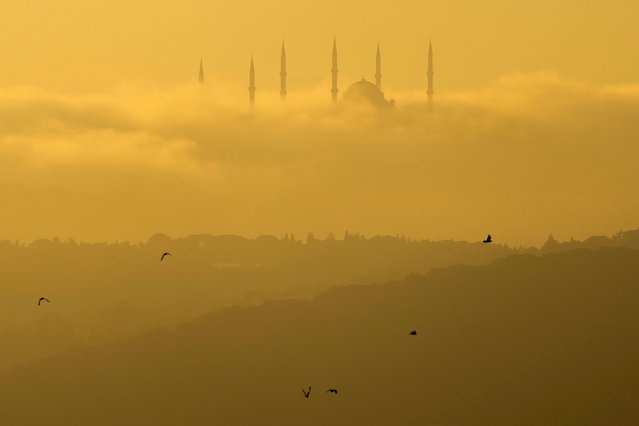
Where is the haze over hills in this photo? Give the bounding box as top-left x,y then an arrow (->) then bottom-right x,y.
0,246 -> 638,425
0,231 -> 519,370
1,1 -> 637,424
2,228 -> 639,372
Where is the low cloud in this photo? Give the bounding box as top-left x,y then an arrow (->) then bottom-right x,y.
1,73 -> 638,246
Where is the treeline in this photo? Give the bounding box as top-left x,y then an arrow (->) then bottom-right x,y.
542,228 -> 639,252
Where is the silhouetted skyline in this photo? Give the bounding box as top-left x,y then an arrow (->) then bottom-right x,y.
375,42 -> 382,90
280,41 -> 287,100
228,38 -> 433,106
3,1 -> 637,93
332,37 -> 339,102
249,56 -> 256,106
427,40 -> 434,108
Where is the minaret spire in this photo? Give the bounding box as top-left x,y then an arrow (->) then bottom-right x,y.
199,58 -> 204,84
427,39 -> 434,108
375,43 -> 382,90
280,40 -> 287,100
249,56 -> 256,106
331,37 -> 339,102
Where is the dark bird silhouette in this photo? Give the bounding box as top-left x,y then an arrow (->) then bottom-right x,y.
301,386 -> 311,398
483,234 -> 492,243
326,388 -> 338,394
409,330 -> 417,335
38,297 -> 50,306
160,252 -> 172,261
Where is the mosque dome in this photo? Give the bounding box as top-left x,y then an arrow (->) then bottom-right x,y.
341,78 -> 395,109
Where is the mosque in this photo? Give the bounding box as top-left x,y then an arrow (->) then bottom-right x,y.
202,38 -> 435,109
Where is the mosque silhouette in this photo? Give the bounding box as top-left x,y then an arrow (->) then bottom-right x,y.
200,38 -> 435,109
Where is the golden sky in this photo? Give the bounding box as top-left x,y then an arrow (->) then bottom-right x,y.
1,0 -> 638,92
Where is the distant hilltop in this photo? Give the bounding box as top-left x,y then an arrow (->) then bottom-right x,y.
2,246 -> 639,425
199,38 -> 435,110
12,227 -> 639,253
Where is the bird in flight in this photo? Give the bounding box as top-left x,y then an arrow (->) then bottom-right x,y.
160,252 -> 172,261
409,330 -> 417,335
38,297 -> 50,306
326,389 -> 338,394
301,386 -> 312,398
483,234 -> 492,243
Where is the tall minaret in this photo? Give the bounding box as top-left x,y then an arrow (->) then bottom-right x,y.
331,37 -> 339,102
427,40 -> 434,108
199,58 -> 204,84
249,56 -> 256,106
280,41 -> 287,100
375,43 -> 382,90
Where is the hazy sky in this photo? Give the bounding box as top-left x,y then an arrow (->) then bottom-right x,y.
1,0 -> 638,93
0,1 -> 638,246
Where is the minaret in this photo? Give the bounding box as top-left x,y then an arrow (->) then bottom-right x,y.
331,37 -> 338,102
427,40 -> 434,108
375,43 -> 382,90
280,41 -> 287,100
199,58 -> 204,84
249,56 -> 256,106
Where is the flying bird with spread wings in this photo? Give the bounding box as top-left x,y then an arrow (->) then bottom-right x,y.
301,386 -> 312,398
326,388 -> 338,394
38,297 -> 50,306
160,252 -> 172,261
